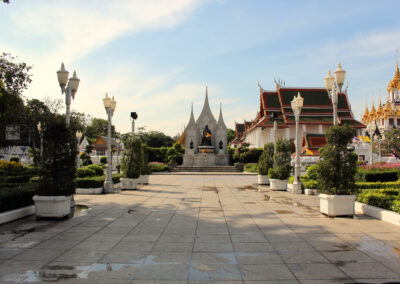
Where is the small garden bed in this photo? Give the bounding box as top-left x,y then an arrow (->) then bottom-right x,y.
149,162 -> 169,172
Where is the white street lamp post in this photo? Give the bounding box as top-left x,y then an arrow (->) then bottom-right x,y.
324,63 -> 346,126
103,93 -> 117,193
37,122 -> 43,166
291,92 -> 304,194
76,131 -> 82,170
57,63 -> 80,127
115,138 -> 121,170
270,112 -> 278,168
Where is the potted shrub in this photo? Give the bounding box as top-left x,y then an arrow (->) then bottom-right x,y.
33,116 -> 76,218
317,125 -> 358,217
120,136 -> 142,190
268,139 -> 292,190
257,143 -> 274,185
139,145 -> 151,185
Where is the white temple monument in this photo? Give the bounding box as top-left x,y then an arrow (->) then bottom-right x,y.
182,87 -> 229,167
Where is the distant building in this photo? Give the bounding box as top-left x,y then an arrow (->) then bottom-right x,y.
92,136 -> 123,156
241,82 -> 364,149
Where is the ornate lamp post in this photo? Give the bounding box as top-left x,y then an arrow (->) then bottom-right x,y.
103,93 -> 117,193
57,63 -> 80,127
291,92 -> 304,194
115,138 -> 121,173
37,122 -> 43,166
323,63 -> 346,126
365,121 -> 380,165
76,131 -> 82,169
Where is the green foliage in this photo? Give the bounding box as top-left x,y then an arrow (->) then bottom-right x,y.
135,128 -> 173,147
392,200 -> 400,214
302,179 -> 320,189
268,139 -> 292,180
357,188 -> 400,213
239,148 -> 263,164
85,118 -> 116,140
149,163 -> 169,172
227,128 -> 236,143
0,183 -> 37,213
9,156 -> 19,162
244,163 -> 258,173
356,181 -> 400,189
37,115 -> 77,196
100,156 -> 107,164
305,165 -> 319,180
166,143 -> 183,165
385,128 -> 400,153
0,53 -> 32,95
121,136 -> 142,178
85,164 -> 104,176
77,168 -> 96,178
80,152 -> 92,166
365,171 -> 398,182
3,175 -> 31,183
316,125 -> 358,195
141,145 -> 152,175
258,143 -> 274,175
75,176 -> 104,188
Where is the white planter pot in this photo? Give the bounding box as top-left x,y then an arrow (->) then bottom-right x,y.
33,195 -> 71,218
120,178 -> 138,190
76,187 -> 103,195
319,194 -> 356,217
258,175 -> 269,185
269,179 -> 287,191
139,175 -> 149,185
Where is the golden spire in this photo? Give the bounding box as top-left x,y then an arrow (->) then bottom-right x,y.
376,96 -> 384,119
362,100 -> 369,124
369,100 -> 376,122
387,49 -> 400,91
383,97 -> 396,119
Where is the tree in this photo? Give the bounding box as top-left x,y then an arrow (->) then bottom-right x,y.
136,129 -> 173,147
258,143 -> 274,175
227,128 -> 235,143
268,139 -> 292,180
316,125 -> 358,195
385,128 -> 400,156
0,53 -> 32,96
121,135 -> 143,178
85,118 -> 116,139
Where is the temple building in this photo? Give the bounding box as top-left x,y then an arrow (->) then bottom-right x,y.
362,58 -> 400,133
181,87 -> 229,167
240,81 -> 364,149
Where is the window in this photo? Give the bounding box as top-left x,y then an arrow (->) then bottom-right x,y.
6,125 -> 20,140
397,118 -> 400,126
97,150 -> 105,156
389,118 -> 394,126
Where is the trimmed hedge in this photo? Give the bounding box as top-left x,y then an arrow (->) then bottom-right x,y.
0,183 -> 37,213
74,174 -> 123,188
77,168 -> 96,178
244,163 -> 257,173
85,164 -> 104,176
149,163 -> 169,172
3,175 -> 31,183
356,181 -> 400,189
357,188 -> 400,213
365,171 -> 398,182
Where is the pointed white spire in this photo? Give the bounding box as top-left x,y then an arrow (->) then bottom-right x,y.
187,102 -> 195,127
217,102 -> 227,129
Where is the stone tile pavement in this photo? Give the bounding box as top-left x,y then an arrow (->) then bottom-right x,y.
0,174 -> 400,283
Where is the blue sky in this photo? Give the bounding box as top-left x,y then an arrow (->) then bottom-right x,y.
1,0 -> 400,136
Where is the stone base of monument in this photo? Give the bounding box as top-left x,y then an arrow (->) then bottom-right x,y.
182,152 -> 229,167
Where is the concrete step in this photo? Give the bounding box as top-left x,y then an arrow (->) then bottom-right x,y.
173,166 -> 241,172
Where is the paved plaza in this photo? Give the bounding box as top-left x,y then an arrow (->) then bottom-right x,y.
1,174 -> 400,283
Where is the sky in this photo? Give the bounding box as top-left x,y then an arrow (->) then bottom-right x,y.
1,0 -> 400,136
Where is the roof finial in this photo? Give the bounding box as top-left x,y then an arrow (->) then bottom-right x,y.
396,49 -> 399,71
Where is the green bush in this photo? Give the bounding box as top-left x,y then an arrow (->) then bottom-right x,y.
356,181 -> 400,189
357,191 -> 397,211
85,164 -> 104,176
239,148 -> 263,164
268,139 -> 292,180
365,171 -> 398,182
75,176 -> 104,188
392,200 -> 400,214
257,143 -> 274,175
100,156 -> 107,164
112,173 -> 123,183
80,152 -> 92,166
244,163 -> 258,173
4,175 -> 31,183
141,145 -> 152,175
37,115 -> 76,196
77,168 -> 96,178
149,163 -> 169,172
122,136 -> 142,178
316,125 -> 358,195
0,160 -> 24,172
305,165 -> 318,180
0,183 -> 37,213
302,179 -> 320,190
9,156 -> 19,162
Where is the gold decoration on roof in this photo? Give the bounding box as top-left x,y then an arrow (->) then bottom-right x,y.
361,103 -> 369,124
396,108 -> 400,117
382,99 -> 396,119
387,51 -> 400,91
376,98 -> 384,119
369,103 -> 376,122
